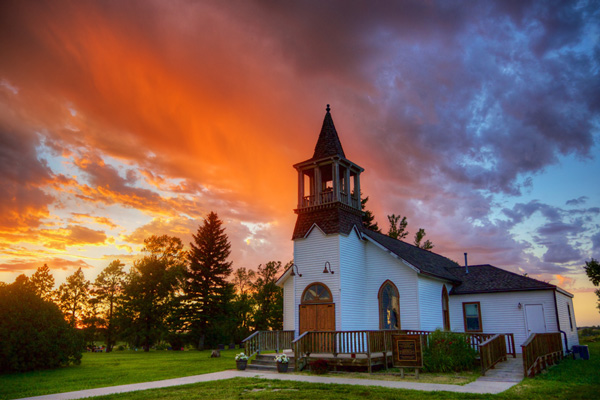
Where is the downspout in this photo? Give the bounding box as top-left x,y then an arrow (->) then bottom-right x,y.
552,288 -> 569,354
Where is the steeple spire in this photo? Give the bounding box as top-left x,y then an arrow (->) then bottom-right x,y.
312,104 -> 345,160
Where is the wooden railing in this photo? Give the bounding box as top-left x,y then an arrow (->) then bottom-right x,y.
521,332 -> 563,378
479,334 -> 507,375
301,192 -> 361,209
242,330 -> 295,358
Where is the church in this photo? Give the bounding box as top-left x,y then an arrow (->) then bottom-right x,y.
276,105 -> 579,354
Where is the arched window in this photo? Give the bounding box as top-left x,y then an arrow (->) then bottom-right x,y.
378,280 -> 400,330
442,285 -> 450,331
302,283 -> 332,303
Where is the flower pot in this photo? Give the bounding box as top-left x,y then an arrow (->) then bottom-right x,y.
236,360 -> 247,371
277,362 -> 289,373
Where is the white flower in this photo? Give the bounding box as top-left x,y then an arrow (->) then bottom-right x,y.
274,354 -> 289,363
235,352 -> 249,361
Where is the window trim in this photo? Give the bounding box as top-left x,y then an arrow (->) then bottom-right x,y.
301,282 -> 333,304
442,285 -> 450,331
462,301 -> 482,332
567,303 -> 574,331
378,280 -> 401,330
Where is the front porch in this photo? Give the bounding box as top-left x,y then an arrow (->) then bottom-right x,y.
242,329 -> 517,373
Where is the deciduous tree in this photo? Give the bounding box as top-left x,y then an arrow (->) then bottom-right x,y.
387,214 -> 409,240
584,258 -> 600,312
414,228 -> 434,250
253,261 -> 286,331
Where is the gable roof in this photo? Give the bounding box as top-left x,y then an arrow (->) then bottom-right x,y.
312,105 -> 346,160
446,264 -> 557,295
360,229 -> 461,282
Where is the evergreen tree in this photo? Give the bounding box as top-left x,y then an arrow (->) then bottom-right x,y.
414,228 -> 434,250
361,196 -> 381,232
387,214 -> 409,240
93,260 -> 126,352
57,268 -> 90,326
30,264 -> 55,301
253,261 -> 286,331
184,212 -> 233,349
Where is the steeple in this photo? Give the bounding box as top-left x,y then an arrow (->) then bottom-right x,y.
312,104 -> 346,160
292,105 -> 364,239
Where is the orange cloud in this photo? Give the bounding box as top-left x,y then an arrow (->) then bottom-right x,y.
0,257 -> 94,273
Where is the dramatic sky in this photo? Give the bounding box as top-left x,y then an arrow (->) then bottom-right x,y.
1,0 -> 599,325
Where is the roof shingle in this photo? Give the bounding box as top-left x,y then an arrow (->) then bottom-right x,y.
446,264 -> 556,294
312,106 -> 345,160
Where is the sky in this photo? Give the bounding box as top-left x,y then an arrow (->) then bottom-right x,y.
0,0 -> 599,326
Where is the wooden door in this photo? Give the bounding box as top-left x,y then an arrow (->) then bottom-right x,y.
299,303 -> 335,334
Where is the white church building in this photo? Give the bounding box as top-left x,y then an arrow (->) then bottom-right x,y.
276,106 -> 579,354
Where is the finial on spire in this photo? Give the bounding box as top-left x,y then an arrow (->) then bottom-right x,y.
326,104 -> 330,113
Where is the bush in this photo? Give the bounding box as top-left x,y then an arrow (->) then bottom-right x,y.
0,284 -> 84,373
422,329 -> 477,372
309,359 -> 328,374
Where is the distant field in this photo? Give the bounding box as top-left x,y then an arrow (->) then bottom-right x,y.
0,349 -> 238,400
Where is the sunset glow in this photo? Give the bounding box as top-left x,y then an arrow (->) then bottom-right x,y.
1,1 -> 599,326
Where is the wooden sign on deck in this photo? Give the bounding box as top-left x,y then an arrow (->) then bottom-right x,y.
391,334 -> 424,368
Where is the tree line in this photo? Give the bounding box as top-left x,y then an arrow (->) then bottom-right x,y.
2,211 -> 287,353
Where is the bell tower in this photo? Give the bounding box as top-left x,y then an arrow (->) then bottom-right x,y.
292,105 -> 364,239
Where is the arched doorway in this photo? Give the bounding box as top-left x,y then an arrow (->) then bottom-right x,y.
442,285 -> 450,330
378,280 -> 400,329
299,282 -> 335,334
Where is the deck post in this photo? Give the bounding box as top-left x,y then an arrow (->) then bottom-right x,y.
367,331 -> 372,374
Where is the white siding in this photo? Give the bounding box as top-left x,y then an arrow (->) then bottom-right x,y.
282,277 -> 294,331
449,290 -> 559,353
418,277 -> 448,331
555,291 -> 579,350
364,240 -> 420,330
293,227 -> 341,334
339,229 -> 367,330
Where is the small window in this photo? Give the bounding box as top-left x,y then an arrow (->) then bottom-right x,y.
463,302 -> 482,332
378,280 -> 400,330
302,283 -> 332,303
567,303 -> 573,331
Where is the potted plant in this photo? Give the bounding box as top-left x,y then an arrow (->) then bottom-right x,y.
235,352 -> 249,370
275,354 -> 289,373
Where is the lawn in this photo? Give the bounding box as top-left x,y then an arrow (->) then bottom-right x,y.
2,340 -> 598,400
89,340 -> 600,400
0,349 -> 239,400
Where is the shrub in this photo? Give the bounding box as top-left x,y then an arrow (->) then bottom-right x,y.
309,359 -> 329,374
422,329 -> 477,372
0,283 -> 84,373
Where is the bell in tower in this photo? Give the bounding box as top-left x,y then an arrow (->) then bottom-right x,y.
292,105 -> 364,239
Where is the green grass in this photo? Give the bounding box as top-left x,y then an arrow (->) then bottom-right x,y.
91,340 -> 600,400
2,340 -> 598,400
0,349 -> 238,400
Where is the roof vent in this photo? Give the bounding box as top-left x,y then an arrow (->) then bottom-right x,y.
464,252 -> 469,274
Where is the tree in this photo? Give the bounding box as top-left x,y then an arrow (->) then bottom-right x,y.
93,260 -> 126,351
361,196 -> 381,232
183,212 -> 233,349
387,214 -> 409,240
0,280 -> 83,373
230,267 -> 257,343
414,228 -> 434,250
30,264 -> 55,301
57,268 -> 90,326
584,258 -> 600,312
142,235 -> 186,270
119,254 -> 182,351
233,267 -> 256,296
253,261 -> 286,331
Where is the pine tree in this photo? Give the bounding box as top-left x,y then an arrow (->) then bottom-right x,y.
184,212 -> 233,349
30,264 -> 55,301
387,214 -> 409,240
414,228 -> 434,250
93,260 -> 126,352
57,268 -> 90,326
361,196 -> 381,232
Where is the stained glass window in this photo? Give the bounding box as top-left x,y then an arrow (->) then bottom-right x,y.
379,281 -> 400,330
302,283 -> 332,303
